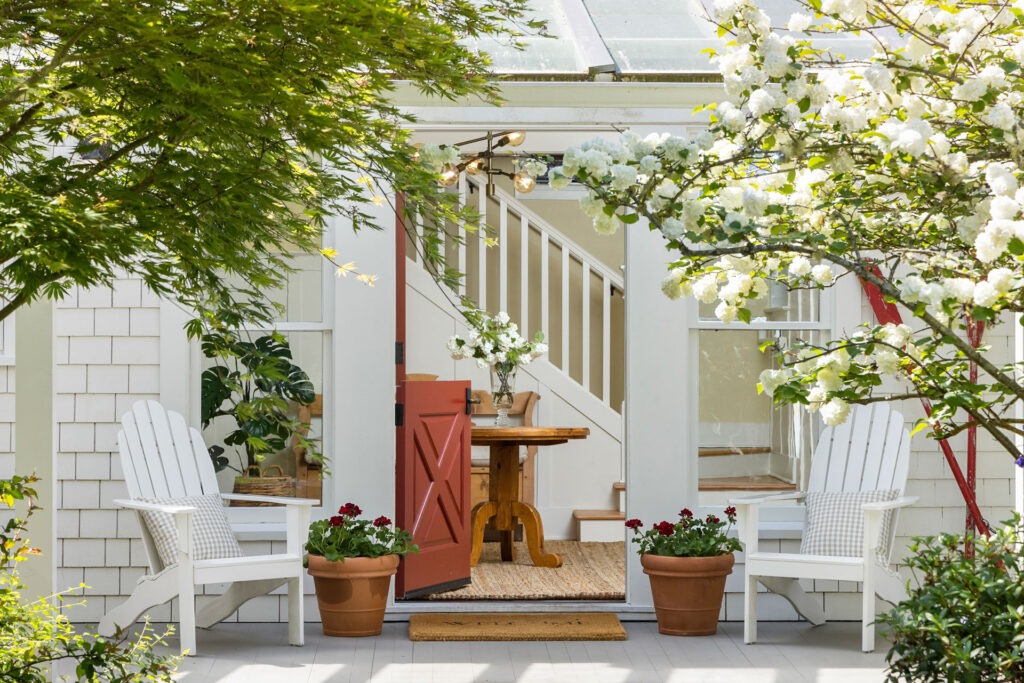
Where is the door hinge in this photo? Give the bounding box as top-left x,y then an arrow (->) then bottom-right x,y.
395,341 -> 405,365
395,403 -> 404,427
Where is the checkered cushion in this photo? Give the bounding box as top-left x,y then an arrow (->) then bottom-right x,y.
799,490 -> 899,559
139,493 -> 242,566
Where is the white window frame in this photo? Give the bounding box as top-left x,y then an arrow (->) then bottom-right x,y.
690,280 -> 838,528
160,231 -> 336,525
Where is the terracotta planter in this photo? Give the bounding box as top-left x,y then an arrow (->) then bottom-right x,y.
641,553 -> 735,636
307,554 -> 399,636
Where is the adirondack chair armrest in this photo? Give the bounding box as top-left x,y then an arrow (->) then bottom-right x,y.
861,496 -> 918,511
731,492 -> 807,553
861,496 -> 917,559
730,491 -> 807,506
219,494 -> 315,554
112,498 -> 198,514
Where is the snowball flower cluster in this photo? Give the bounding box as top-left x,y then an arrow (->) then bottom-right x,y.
448,310 -> 547,369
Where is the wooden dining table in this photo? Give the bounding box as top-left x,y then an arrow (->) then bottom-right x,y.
470,425 -> 589,568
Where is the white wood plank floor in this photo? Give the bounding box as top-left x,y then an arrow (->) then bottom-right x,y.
160,620 -> 890,683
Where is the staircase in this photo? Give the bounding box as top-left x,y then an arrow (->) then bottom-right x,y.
405,175 -> 625,539
406,175 -> 624,422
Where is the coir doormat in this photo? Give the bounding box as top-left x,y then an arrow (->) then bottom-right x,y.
408,612 -> 627,641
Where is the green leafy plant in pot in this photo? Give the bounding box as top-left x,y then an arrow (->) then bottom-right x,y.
200,328 -> 321,500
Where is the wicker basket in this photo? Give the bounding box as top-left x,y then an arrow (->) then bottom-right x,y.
230,465 -> 293,506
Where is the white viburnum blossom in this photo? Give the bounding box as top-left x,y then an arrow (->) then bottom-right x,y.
819,397 -> 851,426
693,275 -> 720,304
875,349 -> 901,374
661,269 -> 693,300
984,102 -> 1016,131
609,164 -> 639,190
816,366 -> 843,391
879,323 -> 913,347
988,267 -> 1015,294
986,162 -> 1018,197
788,256 -> 812,277
944,278 -> 976,304
806,386 -> 827,411
715,300 -> 739,323
758,368 -> 793,396
548,168 -> 571,190
787,12 -> 811,31
811,264 -> 833,285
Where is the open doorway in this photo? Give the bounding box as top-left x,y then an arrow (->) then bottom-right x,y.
395,161 -> 627,603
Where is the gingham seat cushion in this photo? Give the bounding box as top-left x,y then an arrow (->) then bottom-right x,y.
139,493 -> 243,567
799,489 -> 899,560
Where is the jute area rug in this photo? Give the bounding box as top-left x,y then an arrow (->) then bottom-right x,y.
426,541 -> 625,601
408,612 -> 627,641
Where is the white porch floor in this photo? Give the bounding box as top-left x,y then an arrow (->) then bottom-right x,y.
163,620 -> 890,683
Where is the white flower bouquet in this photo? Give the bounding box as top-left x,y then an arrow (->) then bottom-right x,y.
447,310 -> 547,369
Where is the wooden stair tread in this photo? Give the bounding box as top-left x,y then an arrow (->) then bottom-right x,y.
612,482 -> 625,491
573,509 -> 625,521
698,475 -> 796,492
699,446 -> 772,457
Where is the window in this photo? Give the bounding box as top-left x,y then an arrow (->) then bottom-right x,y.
199,240 -> 334,508
695,283 -> 832,507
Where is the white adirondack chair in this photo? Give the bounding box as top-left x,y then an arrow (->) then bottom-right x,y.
98,400 -> 315,655
733,403 -> 917,652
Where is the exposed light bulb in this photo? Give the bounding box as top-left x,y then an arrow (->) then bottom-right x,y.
502,131 -> 526,147
513,172 -> 536,193
464,157 -> 486,176
439,165 -> 460,187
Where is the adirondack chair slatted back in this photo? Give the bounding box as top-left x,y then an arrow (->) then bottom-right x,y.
118,400 -> 221,500
807,403 -> 910,495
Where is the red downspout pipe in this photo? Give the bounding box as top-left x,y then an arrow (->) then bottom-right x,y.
859,269 -> 990,536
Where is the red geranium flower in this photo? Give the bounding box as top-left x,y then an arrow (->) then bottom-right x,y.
373,516 -> 391,527
625,518 -> 643,530
680,508 -> 694,518
338,502 -> 362,517
724,506 -> 737,518
654,521 -> 675,536
328,515 -> 344,527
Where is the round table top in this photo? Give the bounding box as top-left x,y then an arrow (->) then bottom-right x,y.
471,426 -> 590,446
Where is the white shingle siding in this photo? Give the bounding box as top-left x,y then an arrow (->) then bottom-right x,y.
55,281 -> 163,619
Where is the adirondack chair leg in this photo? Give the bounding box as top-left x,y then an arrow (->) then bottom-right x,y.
287,576 -> 304,646
744,574 -> 758,644
195,579 -> 288,629
98,568 -> 179,636
178,566 -> 197,655
861,590 -> 875,652
759,577 -> 826,626
861,568 -> 876,652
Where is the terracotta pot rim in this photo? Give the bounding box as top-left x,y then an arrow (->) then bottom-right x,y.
307,553 -> 400,578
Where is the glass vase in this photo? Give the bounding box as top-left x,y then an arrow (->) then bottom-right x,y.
490,362 -> 517,427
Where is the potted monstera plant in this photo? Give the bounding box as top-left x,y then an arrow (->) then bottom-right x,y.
200,328 -> 321,503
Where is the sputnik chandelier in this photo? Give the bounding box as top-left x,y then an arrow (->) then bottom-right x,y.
435,130 -> 544,195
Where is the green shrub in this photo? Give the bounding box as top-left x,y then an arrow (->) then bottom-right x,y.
879,516 -> 1024,682
1,475 -> 179,681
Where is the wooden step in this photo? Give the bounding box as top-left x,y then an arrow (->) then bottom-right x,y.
612,482 -> 625,492
573,509 -> 625,521
699,446 -> 772,457
574,509 -> 626,543
698,475 -> 796,492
